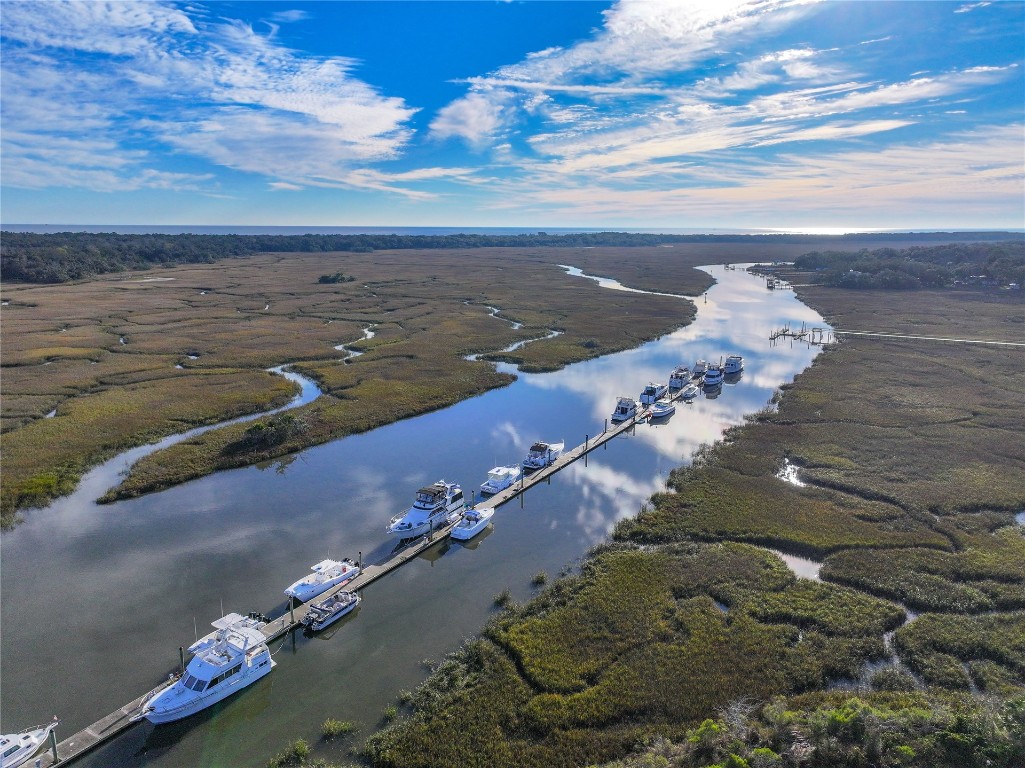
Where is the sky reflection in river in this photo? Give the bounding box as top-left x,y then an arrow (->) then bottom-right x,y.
1,265 -> 829,767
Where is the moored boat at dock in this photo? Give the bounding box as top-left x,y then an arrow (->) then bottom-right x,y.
639,382 -> 669,405
0,718 -> 59,768
301,591 -> 361,631
522,440 -> 564,470
284,558 -> 360,603
134,613 -> 274,724
611,396 -> 638,422
387,481 -> 465,539
693,359 -> 707,377
648,401 -> 676,420
668,365 -> 691,390
703,364 -> 724,387
724,354 -> 744,375
480,466 -> 521,495
681,383 -> 700,401
451,507 -> 495,541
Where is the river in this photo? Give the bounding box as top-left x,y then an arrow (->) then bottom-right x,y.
0,265 -> 828,767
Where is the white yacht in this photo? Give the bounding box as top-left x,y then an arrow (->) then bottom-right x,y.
522,440 -> 564,471
451,507 -> 494,541
134,613 -> 274,724
387,481 -> 464,539
639,382 -> 669,405
703,364 -> 724,387
693,359 -> 708,377
611,396 -> 638,422
681,383 -> 700,401
724,355 -> 744,375
302,591 -> 360,631
648,401 -> 676,420
480,466 -> 521,495
1,718 -> 59,768
284,558 -> 360,603
668,366 -> 691,390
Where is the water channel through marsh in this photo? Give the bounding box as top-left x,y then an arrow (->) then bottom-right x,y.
1,265 -> 828,767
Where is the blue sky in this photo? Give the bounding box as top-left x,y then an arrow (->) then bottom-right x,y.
1,0 -> 1022,230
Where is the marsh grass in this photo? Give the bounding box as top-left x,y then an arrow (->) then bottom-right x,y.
364,282 -> 1025,768
3,247 -> 723,519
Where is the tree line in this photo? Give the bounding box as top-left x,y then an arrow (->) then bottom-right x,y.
1,229 -> 1021,284
792,241 -> 1025,290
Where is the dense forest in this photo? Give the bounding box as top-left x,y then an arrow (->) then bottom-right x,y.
1,230 -> 1020,284
792,241 -> 1025,290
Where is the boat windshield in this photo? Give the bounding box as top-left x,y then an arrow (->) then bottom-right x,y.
183,674 -> 208,692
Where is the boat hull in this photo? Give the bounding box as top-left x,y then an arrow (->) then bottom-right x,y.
304,596 -> 360,631
285,569 -> 359,603
451,511 -> 494,541
142,659 -> 275,724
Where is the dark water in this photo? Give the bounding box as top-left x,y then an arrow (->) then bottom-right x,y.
0,266 -> 828,766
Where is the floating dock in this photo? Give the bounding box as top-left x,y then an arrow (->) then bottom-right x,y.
36,391 -> 671,765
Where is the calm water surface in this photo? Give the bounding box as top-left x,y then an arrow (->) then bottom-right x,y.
1,265 -> 828,766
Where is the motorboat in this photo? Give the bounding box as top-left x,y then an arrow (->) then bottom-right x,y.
522,440 -> 564,471
302,591 -> 361,631
451,506 -> 495,541
703,364 -> 724,387
681,383 -> 700,401
693,359 -> 707,377
639,382 -> 669,405
611,396 -> 638,423
387,480 -> 465,539
134,613 -> 274,724
480,466 -> 521,495
284,558 -> 360,603
668,366 -> 691,390
0,718 -> 59,768
648,401 -> 676,420
724,355 -> 744,375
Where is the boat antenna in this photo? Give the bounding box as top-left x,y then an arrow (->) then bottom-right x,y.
194,616 -> 198,644
220,598 -> 224,618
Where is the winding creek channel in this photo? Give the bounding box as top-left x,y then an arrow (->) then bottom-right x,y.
3,265 -> 829,767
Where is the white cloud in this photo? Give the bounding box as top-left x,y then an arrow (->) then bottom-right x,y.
269,10 -> 311,23
429,91 -> 513,146
1,1 -> 421,194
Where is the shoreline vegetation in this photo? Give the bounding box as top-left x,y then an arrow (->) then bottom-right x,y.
2,230 -> 1020,284
4,235 -> 1022,525
2,235 -> 1022,766
348,260 -> 1023,768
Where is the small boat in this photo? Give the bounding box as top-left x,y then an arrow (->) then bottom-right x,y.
284,558 -> 360,603
302,591 -> 361,631
610,396 -> 637,423
724,355 -> 744,375
693,359 -> 707,377
668,365 -> 691,390
639,382 -> 669,405
522,440 -> 564,470
134,613 -> 274,724
767,277 -> 777,289
451,506 -> 494,541
387,481 -> 465,539
0,718 -> 59,768
648,401 -> 676,420
681,383 -> 700,401
703,364 -> 724,387
480,466 -> 521,495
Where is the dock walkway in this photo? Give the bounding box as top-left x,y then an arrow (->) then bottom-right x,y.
38,387 -> 691,764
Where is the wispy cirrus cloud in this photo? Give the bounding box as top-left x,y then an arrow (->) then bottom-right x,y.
0,1 -> 422,196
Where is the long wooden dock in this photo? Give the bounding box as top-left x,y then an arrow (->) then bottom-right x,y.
38,393 -> 668,764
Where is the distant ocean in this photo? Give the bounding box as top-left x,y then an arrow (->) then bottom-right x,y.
2,224 -> 773,236
3,224 -> 1019,236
